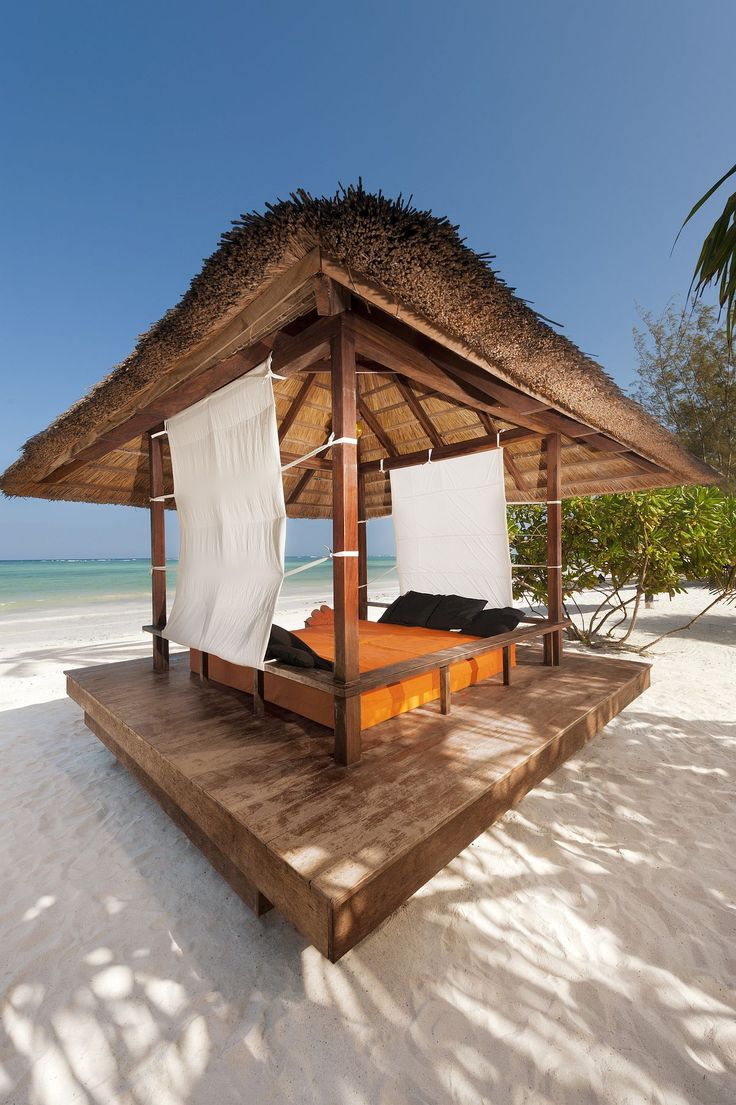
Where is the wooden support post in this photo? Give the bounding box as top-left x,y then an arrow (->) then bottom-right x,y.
252,668 -> 265,717
148,431 -> 169,673
545,432 -> 563,666
331,320 -> 362,765
358,471 -> 368,621
502,646 -> 511,685
439,665 -> 451,714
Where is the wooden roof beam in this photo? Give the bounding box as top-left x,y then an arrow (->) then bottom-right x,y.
394,376 -> 444,448
270,315 -> 339,377
357,397 -> 398,456
313,273 -> 351,316
436,357 -> 601,441
360,428 -> 539,474
348,305 -> 557,416
436,368 -> 662,470
66,460 -> 146,477
619,452 -> 667,475
503,450 -> 532,493
41,341 -> 274,486
346,307 -> 665,468
476,410 -> 498,436
347,315 -> 550,435
396,386 -> 506,437
278,373 -> 316,443
506,453 -> 652,489
286,469 -> 315,505
110,445 -> 148,458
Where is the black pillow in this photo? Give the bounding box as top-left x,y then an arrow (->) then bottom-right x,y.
461,611 -> 511,638
269,625 -> 295,649
426,594 -> 486,631
378,591 -> 442,628
376,596 -> 402,624
267,643 -> 315,668
266,625 -> 334,671
492,607 -> 525,630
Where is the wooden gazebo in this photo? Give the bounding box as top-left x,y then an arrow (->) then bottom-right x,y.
1,188 -> 717,958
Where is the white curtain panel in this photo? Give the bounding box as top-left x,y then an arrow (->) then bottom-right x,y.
390,449 -> 513,608
163,359 -> 285,669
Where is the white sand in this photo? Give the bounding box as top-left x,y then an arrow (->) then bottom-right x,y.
1,588 -> 734,1105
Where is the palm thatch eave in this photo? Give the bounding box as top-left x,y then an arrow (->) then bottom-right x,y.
0,184 -> 720,514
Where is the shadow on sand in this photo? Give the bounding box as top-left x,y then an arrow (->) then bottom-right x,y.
1,691 -> 734,1104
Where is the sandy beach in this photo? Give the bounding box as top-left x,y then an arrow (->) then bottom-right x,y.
1,587 -> 734,1104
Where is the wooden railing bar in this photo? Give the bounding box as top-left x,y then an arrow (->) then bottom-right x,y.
142,624 -> 167,638
148,619 -> 569,700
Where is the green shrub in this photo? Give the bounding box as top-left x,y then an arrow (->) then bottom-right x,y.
508,487 -> 735,651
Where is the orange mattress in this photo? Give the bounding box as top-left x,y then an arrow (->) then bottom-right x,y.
190,620 -> 515,731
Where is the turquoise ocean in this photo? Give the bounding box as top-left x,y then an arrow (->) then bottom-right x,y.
0,558 -> 399,615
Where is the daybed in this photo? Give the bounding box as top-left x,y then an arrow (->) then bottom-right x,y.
190,612 -> 517,731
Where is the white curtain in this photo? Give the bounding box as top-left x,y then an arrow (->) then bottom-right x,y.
163,359 -> 285,669
390,449 -> 513,608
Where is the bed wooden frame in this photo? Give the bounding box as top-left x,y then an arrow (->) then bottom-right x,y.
189,607 -> 519,731
179,604 -> 571,734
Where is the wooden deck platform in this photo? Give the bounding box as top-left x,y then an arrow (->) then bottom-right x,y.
66,647 -> 650,960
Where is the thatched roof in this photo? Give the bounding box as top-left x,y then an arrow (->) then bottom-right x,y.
0,185 -> 719,516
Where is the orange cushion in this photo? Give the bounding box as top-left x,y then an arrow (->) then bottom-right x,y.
192,621 -> 515,732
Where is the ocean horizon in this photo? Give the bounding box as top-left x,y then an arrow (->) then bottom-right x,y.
0,556 -> 399,613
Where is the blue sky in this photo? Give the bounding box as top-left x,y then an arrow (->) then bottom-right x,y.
1,0 -> 732,559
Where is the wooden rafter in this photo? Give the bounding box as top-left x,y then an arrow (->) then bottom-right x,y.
357,396 -> 398,457
394,376 -> 443,448
39,292 -> 667,509
270,315 -> 338,377
313,273 -> 351,316
76,460 -> 145,476
503,449 -> 531,493
378,384 -> 505,441
41,341 -> 273,486
323,254 -> 636,447
345,309 -> 666,472
286,468 -> 315,506
278,373 -> 316,443
360,428 -> 538,473
111,445 -> 148,458
348,315 -> 556,437
509,451 -> 644,486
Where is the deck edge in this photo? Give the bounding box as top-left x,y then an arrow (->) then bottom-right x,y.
327,660 -> 650,960
67,670 -> 332,956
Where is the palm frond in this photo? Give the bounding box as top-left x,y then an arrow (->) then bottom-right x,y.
679,163 -> 736,350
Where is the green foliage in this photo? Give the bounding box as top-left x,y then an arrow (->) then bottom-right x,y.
679,161 -> 736,350
633,301 -> 736,490
508,487 -> 736,649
